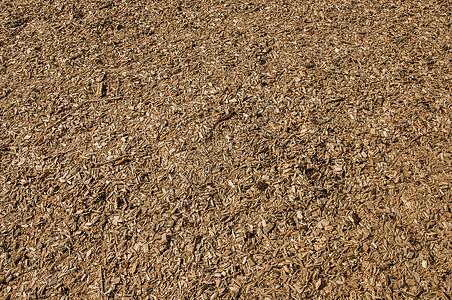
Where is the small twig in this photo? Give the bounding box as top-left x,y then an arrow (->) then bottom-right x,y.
95,155 -> 130,167
325,98 -> 346,105
213,110 -> 236,129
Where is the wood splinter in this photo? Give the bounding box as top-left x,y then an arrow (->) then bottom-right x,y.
96,82 -> 106,98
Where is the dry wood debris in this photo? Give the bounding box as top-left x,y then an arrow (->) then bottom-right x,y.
0,0 -> 451,299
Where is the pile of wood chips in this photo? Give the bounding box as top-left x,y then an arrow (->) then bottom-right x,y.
0,0 -> 451,299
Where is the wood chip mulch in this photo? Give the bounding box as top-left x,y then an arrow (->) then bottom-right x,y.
0,0 -> 451,299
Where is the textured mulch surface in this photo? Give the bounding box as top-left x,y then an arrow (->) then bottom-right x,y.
0,0 -> 451,299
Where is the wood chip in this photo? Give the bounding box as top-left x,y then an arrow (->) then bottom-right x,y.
96,82 -> 106,98
1,1 -> 450,299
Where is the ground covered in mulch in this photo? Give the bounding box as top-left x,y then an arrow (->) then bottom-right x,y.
0,0 -> 451,299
